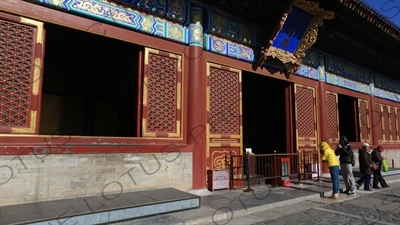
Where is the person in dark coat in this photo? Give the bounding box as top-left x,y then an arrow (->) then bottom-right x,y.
335,136 -> 356,195
356,143 -> 370,189
358,145 -> 373,191
371,146 -> 389,189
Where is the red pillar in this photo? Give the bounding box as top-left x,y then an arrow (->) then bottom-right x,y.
369,92 -> 378,146
318,81 -> 330,174
188,45 -> 207,189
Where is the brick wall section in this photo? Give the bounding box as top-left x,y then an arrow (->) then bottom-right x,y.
0,153 -> 192,206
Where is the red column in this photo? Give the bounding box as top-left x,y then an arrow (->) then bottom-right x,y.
188,45 -> 207,189
318,81 -> 330,174
369,93 -> 378,146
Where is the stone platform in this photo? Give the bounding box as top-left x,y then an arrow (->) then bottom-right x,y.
0,188 -> 200,225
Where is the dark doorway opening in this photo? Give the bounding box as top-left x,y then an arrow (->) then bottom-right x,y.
242,72 -> 293,154
39,23 -> 141,137
338,94 -> 359,142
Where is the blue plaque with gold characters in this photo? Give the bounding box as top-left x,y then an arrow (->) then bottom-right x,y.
272,6 -> 313,54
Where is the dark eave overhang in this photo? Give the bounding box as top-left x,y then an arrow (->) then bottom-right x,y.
335,0 -> 400,41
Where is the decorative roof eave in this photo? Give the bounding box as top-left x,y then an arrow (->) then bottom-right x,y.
335,13 -> 399,52
336,0 -> 400,41
255,0 -> 334,74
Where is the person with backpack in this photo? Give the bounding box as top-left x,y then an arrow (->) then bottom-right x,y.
320,142 -> 340,199
335,136 -> 356,195
371,146 -> 390,189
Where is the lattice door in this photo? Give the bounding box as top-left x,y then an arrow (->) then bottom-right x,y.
141,48 -> 182,137
326,92 -> 339,141
206,63 -> 242,180
294,84 -> 318,149
294,84 -> 318,177
376,103 -> 398,143
375,103 -> 383,141
389,107 -> 397,142
0,13 -> 45,134
382,105 -> 391,142
358,99 -> 371,142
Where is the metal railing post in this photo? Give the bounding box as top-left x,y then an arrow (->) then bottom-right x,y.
272,150 -> 279,188
297,150 -> 303,185
229,151 -> 234,190
244,152 -> 254,192
316,151 -> 322,182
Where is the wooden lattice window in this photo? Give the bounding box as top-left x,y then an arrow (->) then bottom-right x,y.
375,103 -> 383,141
295,85 -> 316,138
326,92 -> 339,140
208,65 -> 240,135
358,99 -> 370,141
0,13 -> 44,134
142,48 -> 182,137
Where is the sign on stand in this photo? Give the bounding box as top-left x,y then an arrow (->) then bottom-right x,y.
207,169 -> 230,192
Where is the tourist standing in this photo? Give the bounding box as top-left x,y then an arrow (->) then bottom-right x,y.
356,143 -> 373,190
320,142 -> 340,199
371,146 -> 390,189
335,136 -> 356,195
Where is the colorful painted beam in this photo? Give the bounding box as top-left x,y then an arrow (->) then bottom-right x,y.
203,34 -> 255,62
375,88 -> 400,103
32,0 -> 189,44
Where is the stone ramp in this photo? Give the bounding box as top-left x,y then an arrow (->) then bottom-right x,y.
0,188 -> 200,225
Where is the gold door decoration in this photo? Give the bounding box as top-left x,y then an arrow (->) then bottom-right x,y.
0,14 -> 45,134
212,149 -> 238,170
206,62 -> 242,178
326,91 -> 339,141
142,47 -> 183,138
358,99 -> 371,142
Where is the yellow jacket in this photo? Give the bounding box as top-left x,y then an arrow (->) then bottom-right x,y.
320,142 -> 339,167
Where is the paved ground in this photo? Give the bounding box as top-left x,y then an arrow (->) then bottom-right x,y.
108,176 -> 400,225
221,184 -> 400,225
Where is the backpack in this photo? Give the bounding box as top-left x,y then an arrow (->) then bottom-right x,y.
346,145 -> 355,167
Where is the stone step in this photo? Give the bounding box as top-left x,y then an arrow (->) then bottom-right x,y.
0,188 -> 200,225
343,168 -> 400,178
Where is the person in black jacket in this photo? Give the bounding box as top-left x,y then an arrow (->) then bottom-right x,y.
335,136 -> 356,195
371,146 -> 390,189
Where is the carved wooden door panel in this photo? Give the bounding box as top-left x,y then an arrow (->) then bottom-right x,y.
141,47 -> 183,138
294,84 -> 318,149
374,103 -> 399,143
294,84 -> 318,176
375,103 -> 384,141
388,107 -> 397,142
0,12 -> 45,134
358,99 -> 371,142
206,63 -> 242,181
326,91 -> 339,142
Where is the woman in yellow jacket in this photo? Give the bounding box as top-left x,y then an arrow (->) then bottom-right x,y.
320,142 -> 340,199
